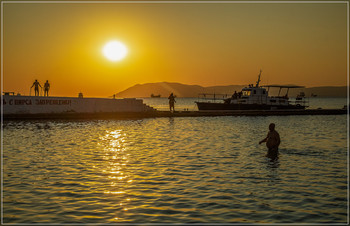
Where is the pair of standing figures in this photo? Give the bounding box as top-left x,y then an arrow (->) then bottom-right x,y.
31,80 -> 50,96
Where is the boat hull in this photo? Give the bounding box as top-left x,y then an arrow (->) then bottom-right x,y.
196,102 -> 306,111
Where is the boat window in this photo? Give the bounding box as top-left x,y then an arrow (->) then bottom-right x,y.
242,91 -> 251,96
263,90 -> 266,94
253,90 -> 256,94
270,100 -> 276,103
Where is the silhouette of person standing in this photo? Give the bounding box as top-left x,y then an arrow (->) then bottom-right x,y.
168,93 -> 176,112
44,80 -> 50,96
31,80 -> 42,96
259,123 -> 280,159
232,91 -> 238,99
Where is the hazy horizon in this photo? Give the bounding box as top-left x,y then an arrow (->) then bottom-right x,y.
2,1 -> 348,97
124,80 -> 349,88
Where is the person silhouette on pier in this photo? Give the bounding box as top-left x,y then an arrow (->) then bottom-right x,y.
44,80 -> 50,96
168,93 -> 176,112
31,80 -> 42,96
259,123 -> 280,160
232,91 -> 238,99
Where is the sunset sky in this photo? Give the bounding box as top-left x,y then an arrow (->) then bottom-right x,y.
2,1 -> 348,97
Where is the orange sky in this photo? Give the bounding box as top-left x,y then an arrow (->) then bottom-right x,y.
2,1 -> 348,97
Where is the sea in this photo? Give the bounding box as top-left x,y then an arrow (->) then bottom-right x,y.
2,97 -> 349,224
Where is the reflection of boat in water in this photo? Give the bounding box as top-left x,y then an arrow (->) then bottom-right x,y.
196,70 -> 309,111
151,94 -> 161,98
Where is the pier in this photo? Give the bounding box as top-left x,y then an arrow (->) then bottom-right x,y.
2,94 -> 347,120
3,108 -> 347,120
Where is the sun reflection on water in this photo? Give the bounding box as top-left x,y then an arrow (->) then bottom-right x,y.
97,129 -> 133,219
99,130 -> 126,151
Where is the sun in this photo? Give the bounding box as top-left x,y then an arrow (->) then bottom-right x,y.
103,41 -> 128,62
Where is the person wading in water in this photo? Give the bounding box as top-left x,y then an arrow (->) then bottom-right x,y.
259,123 -> 281,160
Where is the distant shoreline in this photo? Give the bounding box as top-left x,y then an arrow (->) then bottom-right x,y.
116,82 -> 348,98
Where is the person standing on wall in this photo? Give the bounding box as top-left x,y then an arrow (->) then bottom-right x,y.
31,80 -> 42,96
44,80 -> 50,97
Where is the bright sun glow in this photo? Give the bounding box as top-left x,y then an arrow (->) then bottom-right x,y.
103,41 -> 128,62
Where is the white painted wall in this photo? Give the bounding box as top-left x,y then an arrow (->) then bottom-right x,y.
2,95 -> 155,114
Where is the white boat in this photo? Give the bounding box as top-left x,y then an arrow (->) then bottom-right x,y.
196,71 -> 308,111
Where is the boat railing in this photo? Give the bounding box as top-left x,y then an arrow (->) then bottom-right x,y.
270,95 -> 289,99
289,97 -> 310,107
198,93 -> 229,102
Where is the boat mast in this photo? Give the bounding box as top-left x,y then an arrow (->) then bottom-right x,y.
256,70 -> 262,87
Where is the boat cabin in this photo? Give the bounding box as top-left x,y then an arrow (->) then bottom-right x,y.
241,87 -> 268,97
231,84 -> 305,107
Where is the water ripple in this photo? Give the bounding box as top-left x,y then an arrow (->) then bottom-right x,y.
3,115 -> 347,223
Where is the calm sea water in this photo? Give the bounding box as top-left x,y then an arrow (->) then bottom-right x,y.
2,98 -> 348,224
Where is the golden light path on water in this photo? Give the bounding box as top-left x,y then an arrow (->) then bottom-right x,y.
2,114 -> 348,223
98,130 -> 133,215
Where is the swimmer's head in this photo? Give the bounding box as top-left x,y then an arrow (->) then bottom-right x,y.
269,123 -> 275,131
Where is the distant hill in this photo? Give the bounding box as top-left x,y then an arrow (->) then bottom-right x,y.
116,82 -> 348,98
297,86 -> 348,98
116,82 -> 245,98
266,86 -> 348,97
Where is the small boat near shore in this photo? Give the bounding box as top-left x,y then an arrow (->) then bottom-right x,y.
196,70 -> 308,111
151,94 -> 161,98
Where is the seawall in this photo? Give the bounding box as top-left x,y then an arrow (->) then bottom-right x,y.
2,95 -> 155,115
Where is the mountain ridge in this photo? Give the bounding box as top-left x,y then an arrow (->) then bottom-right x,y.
116,82 -> 348,98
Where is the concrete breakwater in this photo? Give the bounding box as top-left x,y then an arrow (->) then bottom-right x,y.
2,94 -> 347,120
2,95 -> 156,115
3,109 -> 347,120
